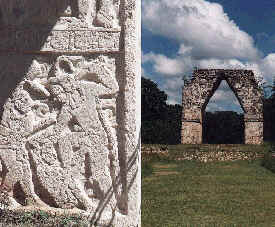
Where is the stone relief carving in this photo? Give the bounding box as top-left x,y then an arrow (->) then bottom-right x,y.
0,0 -> 120,29
0,55 -> 123,219
93,0 -> 120,28
0,0 -> 140,225
0,86 -> 56,208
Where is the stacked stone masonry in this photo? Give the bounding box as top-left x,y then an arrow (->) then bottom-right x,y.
0,1 -> 141,226
181,69 -> 263,145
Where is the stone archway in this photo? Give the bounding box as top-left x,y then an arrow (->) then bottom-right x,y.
181,69 -> 264,144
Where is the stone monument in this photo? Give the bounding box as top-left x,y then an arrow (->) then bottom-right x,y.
181,69 -> 263,145
0,0 -> 141,226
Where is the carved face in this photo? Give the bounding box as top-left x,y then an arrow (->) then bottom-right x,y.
49,84 -> 66,103
14,91 -> 33,114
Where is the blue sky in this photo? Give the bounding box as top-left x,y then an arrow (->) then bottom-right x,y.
141,0 -> 275,113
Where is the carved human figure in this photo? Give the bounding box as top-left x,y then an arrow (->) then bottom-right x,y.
78,0 -> 119,28
57,0 -> 119,28
0,85 -> 56,207
25,56 -> 121,219
25,60 -> 50,98
94,0 -> 118,28
51,56 -> 119,211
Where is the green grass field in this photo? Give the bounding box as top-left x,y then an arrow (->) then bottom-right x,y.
142,144 -> 275,227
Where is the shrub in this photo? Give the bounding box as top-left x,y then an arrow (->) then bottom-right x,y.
261,145 -> 275,173
141,162 -> 153,178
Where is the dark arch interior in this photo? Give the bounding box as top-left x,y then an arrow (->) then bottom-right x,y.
202,80 -> 245,144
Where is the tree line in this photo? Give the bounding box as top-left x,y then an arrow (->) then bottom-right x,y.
141,77 -> 275,144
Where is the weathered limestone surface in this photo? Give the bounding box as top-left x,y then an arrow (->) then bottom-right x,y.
0,0 -> 140,226
182,69 -> 263,145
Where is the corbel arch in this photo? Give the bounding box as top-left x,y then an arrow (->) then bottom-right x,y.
181,69 -> 263,144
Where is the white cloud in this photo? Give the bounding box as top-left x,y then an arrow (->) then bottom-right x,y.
142,52 -> 187,76
205,103 -> 224,112
197,58 -> 244,69
178,44 -> 192,55
210,89 -> 229,102
141,67 -> 147,78
207,80 -> 244,112
161,76 -> 184,104
166,98 -> 179,105
213,80 -> 245,107
143,51 -> 267,83
141,50 -> 149,64
142,0 -> 260,60
259,54 -> 275,83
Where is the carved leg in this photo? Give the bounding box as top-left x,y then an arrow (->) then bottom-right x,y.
95,0 -> 114,28
0,157 -> 46,207
108,149 -> 126,213
19,160 -> 48,207
57,134 -> 73,169
68,176 -> 98,211
89,150 -> 117,213
18,145 -> 49,207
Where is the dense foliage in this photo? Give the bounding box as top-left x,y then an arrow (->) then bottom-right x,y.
141,76 -> 275,144
141,77 -> 167,121
264,82 -> 275,142
261,151 -> 275,173
141,77 -> 181,144
203,111 -> 244,144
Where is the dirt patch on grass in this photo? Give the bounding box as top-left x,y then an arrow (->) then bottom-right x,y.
221,164 -> 237,168
154,171 -> 180,176
153,163 -> 178,169
151,163 -> 180,176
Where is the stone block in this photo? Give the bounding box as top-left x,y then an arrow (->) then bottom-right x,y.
181,121 -> 202,144
245,122 -> 263,144
182,109 -> 202,122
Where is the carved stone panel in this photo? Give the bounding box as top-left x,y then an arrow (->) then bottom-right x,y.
0,0 -> 140,226
0,29 -> 121,53
0,0 -> 121,53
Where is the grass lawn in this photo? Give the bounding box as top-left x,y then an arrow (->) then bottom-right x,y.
142,144 -> 275,227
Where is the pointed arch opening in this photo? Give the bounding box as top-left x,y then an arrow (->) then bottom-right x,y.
202,79 -> 245,144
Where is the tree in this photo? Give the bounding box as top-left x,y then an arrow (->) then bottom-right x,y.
141,77 -> 182,144
263,78 -> 275,142
141,77 -> 167,121
203,111 -> 244,144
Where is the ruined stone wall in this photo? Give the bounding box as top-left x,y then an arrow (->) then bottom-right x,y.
0,0 -> 141,226
181,69 -> 263,145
